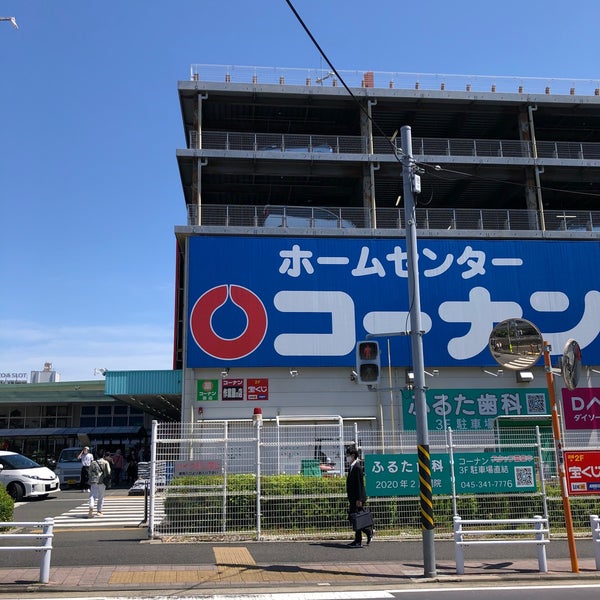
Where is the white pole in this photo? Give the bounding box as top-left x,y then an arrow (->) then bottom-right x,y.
39,518 -> 53,584
148,420 -> 158,538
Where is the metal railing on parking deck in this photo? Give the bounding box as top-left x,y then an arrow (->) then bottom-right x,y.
189,130 -> 600,162
186,204 -> 600,233
189,64 -> 600,97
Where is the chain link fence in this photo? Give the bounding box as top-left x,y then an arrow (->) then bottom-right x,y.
147,419 -> 597,541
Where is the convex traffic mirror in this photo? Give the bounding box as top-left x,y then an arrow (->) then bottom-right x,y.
562,338 -> 582,391
488,318 -> 543,370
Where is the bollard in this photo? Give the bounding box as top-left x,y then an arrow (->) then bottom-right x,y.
453,516 -> 465,574
534,515 -> 548,572
591,515 -> 600,570
40,518 -> 54,584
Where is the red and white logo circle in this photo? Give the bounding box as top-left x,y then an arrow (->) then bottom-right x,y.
190,284 -> 268,360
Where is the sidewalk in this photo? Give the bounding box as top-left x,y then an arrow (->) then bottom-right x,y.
0,552 -> 599,596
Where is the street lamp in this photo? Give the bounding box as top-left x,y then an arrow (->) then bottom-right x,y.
0,17 -> 18,29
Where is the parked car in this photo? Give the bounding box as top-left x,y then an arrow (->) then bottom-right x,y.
54,446 -> 91,488
263,205 -> 356,229
0,451 -> 60,501
259,143 -> 333,153
555,219 -> 600,231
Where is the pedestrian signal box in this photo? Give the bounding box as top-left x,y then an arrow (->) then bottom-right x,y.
356,341 -> 380,385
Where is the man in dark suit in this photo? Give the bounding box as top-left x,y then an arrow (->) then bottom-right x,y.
346,446 -> 373,547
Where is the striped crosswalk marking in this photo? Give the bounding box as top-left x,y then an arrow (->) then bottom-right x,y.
52,496 -> 165,529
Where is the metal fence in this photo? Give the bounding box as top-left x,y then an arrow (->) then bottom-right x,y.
186,203 -> 600,233
147,420 -> 598,541
192,130 -> 600,163
189,64 -> 600,97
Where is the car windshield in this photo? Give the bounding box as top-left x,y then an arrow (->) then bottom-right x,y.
0,454 -> 41,470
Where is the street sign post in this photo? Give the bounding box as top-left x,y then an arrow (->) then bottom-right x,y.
565,450 -> 600,495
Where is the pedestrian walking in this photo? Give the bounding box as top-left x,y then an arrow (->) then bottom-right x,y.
111,448 -> 124,487
126,450 -> 138,485
87,451 -> 111,518
345,446 -> 373,548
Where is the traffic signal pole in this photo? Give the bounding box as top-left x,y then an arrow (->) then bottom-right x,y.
401,126 -> 436,577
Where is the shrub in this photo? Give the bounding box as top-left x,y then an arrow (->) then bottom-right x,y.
0,485 -> 14,524
160,474 -> 597,537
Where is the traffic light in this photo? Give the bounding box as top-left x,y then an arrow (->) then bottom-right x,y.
356,341 -> 380,385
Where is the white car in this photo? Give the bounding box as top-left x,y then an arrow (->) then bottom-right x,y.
0,451 -> 60,501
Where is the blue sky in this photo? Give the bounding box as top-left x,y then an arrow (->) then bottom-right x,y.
1,0 -> 599,382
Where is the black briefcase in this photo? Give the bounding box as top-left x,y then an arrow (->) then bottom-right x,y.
349,508 -> 374,531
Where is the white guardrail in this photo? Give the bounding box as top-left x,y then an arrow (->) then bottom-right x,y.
591,515 -> 600,571
0,518 -> 54,583
453,515 -> 549,575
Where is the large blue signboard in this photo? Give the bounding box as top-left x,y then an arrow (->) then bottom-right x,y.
186,236 -> 600,367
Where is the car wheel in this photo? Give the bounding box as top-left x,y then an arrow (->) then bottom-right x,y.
6,482 -> 25,501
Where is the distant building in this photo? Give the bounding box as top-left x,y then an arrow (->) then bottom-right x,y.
30,362 -> 60,384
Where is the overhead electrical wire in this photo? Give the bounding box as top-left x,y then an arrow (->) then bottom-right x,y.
284,0 -> 416,364
284,0 -> 600,202
421,163 -> 600,198
284,0 -> 600,371
284,0 -> 405,160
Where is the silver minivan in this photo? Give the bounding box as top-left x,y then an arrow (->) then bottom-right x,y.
54,446 -> 93,487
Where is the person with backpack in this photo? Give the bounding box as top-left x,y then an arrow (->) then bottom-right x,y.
87,450 -> 111,518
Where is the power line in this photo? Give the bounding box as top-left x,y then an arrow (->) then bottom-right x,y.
284,0 -> 600,204
421,163 -> 600,199
284,0 -> 404,160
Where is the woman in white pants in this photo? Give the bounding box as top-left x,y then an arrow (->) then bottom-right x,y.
87,451 -> 111,518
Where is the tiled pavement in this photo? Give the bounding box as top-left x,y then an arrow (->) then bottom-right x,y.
0,550 -> 599,594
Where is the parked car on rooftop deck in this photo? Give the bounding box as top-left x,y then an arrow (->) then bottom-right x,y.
259,143 -> 333,153
0,450 -> 60,501
263,205 -> 356,229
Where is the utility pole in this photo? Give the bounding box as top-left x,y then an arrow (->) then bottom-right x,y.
401,125 -> 436,577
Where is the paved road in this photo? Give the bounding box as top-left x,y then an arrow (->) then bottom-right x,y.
2,488 -> 598,599
5,488 -> 598,569
1,582 -> 600,600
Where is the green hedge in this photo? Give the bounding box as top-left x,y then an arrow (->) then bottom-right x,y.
0,485 -> 14,525
161,474 -> 596,535
162,474 -> 348,533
